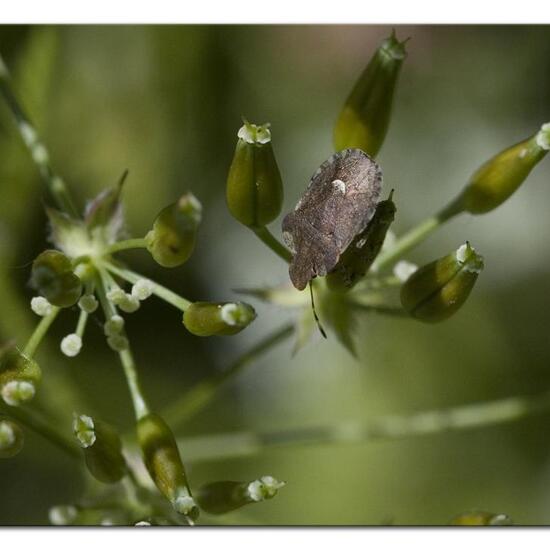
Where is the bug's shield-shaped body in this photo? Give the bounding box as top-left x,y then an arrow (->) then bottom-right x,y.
282,148 -> 382,290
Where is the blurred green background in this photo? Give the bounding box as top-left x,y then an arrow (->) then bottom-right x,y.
1,25 -> 550,526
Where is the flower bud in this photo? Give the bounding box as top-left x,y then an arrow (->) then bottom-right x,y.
334,31 -> 408,157
196,476 -> 285,515
460,123 -> 550,214
137,413 -> 198,521
0,418 -> 24,458
183,301 -> 256,336
226,121 -> 283,228
30,249 -> 82,308
0,346 -> 41,406
451,511 -> 512,526
73,414 -> 127,483
400,242 -> 484,323
326,191 -> 396,291
145,193 -> 202,268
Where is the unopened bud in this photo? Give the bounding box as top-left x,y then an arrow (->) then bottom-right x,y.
49,505 -> 78,526
31,250 -> 82,308
73,414 -> 127,483
460,122 -> 550,214
0,346 -> 41,406
334,31 -> 408,157
131,279 -> 155,301
145,193 -> 202,268
183,301 -> 256,336
400,242 -> 484,322
104,315 -> 124,336
137,413 -> 198,521
78,294 -> 98,313
0,418 -> 24,458
61,334 -> 82,357
30,296 -> 53,317
226,120 -> 283,228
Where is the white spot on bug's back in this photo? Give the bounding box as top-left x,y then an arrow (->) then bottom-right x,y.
355,237 -> 367,249
332,179 -> 346,194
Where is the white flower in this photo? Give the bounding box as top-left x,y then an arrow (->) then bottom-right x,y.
173,495 -> 197,515
535,122 -> 550,151
393,260 -> 418,282
49,505 -> 78,526
106,288 -> 126,304
104,315 -> 124,336
0,420 -> 16,449
79,295 -> 98,313
131,279 -> 155,301
73,413 -> 96,448
31,296 -> 53,317
61,334 -> 82,357
246,475 -> 285,502
1,380 -> 35,406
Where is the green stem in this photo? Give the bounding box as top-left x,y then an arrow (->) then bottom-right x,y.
0,403 -> 80,459
373,197 -> 464,272
22,306 -> 61,358
104,262 -> 191,312
75,309 -> 89,339
253,226 -> 292,263
104,238 -> 148,255
163,324 -> 293,430
0,56 -> 78,217
179,389 -> 550,463
118,347 -> 149,420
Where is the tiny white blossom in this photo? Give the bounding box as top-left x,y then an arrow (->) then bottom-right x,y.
246,475 -> 285,502
73,413 -> 96,448
1,380 -> 35,406
106,288 -> 126,304
173,495 -> 197,515
535,122 -> 550,151
49,505 -> 78,526
220,303 -> 239,325
61,334 -> 82,357
79,294 -> 98,313
131,279 -> 155,301
238,122 -> 271,145
118,294 -> 140,313
31,296 -> 53,317
104,315 -> 124,336
455,243 -> 469,263
393,260 -> 418,282
0,420 -> 16,449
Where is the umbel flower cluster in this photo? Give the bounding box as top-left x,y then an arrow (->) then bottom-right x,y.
0,31 -> 549,525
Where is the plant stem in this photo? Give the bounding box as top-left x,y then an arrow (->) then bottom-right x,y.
253,226 -> 292,263
75,309 -> 89,339
0,402 -> 80,459
178,389 -> 550,463
118,347 -> 149,420
22,306 -> 61,358
373,197 -> 464,272
163,324 -> 293,430
104,262 -> 191,312
0,56 -> 78,217
105,238 -> 148,255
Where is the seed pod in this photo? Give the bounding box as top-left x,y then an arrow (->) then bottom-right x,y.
0,418 -> 24,458
226,121 -> 283,228
400,242 -> 484,323
326,190 -> 396,291
0,346 -> 41,406
196,476 -> 285,515
334,31 -> 408,157
183,301 -> 256,336
73,414 -> 127,483
145,193 -> 202,268
451,511 -> 512,526
460,123 -> 550,214
137,413 -> 198,521
30,249 -> 82,307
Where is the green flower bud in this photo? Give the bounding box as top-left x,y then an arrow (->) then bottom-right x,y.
30,249 -> 82,307
460,123 -> 550,214
226,120 -> 283,228
334,31 -> 408,157
400,242 -> 484,323
451,511 -> 512,526
183,301 -> 256,336
145,192 -> 202,268
0,418 -> 24,458
326,191 -> 396,291
137,413 -> 198,521
0,346 -> 41,406
196,475 -> 285,515
73,414 -> 127,483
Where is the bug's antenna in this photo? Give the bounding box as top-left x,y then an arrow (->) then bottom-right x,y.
309,281 -> 327,339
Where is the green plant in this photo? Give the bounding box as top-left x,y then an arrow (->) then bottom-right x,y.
0,30 -> 548,526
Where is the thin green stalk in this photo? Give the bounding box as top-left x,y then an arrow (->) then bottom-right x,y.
373,197 -> 464,272
0,55 -> 78,217
0,403 -> 80,459
22,306 -> 61,358
104,261 -> 191,312
118,347 -> 149,420
163,324 -> 293,430
178,389 -> 550,463
75,309 -> 89,339
105,238 -> 148,255
253,226 -> 292,263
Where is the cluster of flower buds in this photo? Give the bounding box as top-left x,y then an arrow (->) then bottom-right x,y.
401,242 -> 484,322
226,120 -> 283,229
0,343 -> 41,406
196,476 -> 285,515
73,413 -> 127,483
0,417 -> 24,458
333,31 -> 408,157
